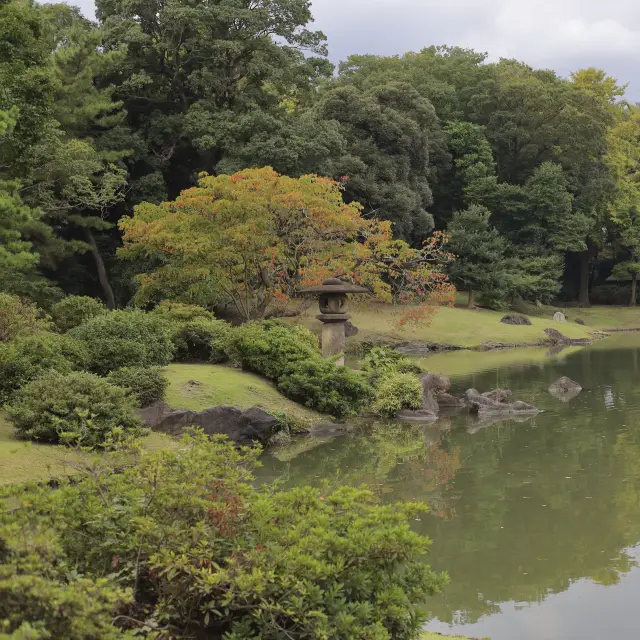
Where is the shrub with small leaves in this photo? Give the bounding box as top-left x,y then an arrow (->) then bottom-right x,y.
170,317 -> 232,363
71,310 -> 175,375
0,332 -> 88,403
0,293 -> 49,343
277,358 -> 374,418
226,321 -> 320,380
6,371 -> 146,448
361,346 -> 422,384
107,366 -> 168,407
0,434 -> 447,638
372,372 -> 424,418
51,296 -> 107,332
152,301 -> 215,322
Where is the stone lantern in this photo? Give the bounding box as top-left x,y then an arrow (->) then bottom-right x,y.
300,277 -> 369,366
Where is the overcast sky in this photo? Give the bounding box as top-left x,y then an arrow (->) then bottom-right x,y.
71,0 -> 640,98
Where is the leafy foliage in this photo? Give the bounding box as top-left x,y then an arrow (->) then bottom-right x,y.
277,358 -> 373,418
106,366 -> 168,407
361,346 -> 422,384
170,317 -> 233,363
372,372 -> 424,418
6,371 -> 146,448
0,332 -> 88,403
0,434 -> 447,637
51,295 -> 107,332
119,167 -> 454,324
70,310 -> 174,375
0,294 -> 48,343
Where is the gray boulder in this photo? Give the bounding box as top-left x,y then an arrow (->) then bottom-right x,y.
553,312 -> 567,323
345,321 -> 359,337
575,318 -> 586,326
139,402 -> 282,446
544,328 -> 591,346
548,376 -> 582,402
500,314 -> 532,326
464,388 -> 540,416
419,373 -> 452,415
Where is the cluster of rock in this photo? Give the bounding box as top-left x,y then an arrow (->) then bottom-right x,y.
548,376 -> 582,402
396,373 -> 541,422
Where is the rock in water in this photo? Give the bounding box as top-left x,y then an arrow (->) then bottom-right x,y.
464,388 -> 540,416
500,314 -> 532,326
419,373 -> 451,415
553,312 -> 567,323
139,403 -> 282,446
395,409 -> 438,422
548,376 -> 582,402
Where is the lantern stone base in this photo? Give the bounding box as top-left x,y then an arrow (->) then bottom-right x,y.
317,313 -> 350,366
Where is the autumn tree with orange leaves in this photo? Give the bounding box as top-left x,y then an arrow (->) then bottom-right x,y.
118,167 -> 454,323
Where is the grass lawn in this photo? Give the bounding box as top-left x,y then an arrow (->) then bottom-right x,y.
292,302 -> 594,350
0,412 -> 174,487
164,363 -> 324,425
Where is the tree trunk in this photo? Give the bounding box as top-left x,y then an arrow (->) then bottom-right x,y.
467,288 -> 475,309
578,250 -> 591,308
84,228 -> 116,310
631,273 -> 637,307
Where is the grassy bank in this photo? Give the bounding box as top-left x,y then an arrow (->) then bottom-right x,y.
292,302 -> 595,350
164,363 -> 324,425
0,364 -> 322,486
420,632 -> 486,640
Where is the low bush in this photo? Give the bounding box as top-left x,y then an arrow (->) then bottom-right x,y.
0,293 -> 49,342
152,300 -> 215,322
107,366 -> 168,407
6,371 -> 146,448
51,295 -> 107,332
372,372 -> 424,418
277,357 -> 374,418
0,332 -> 88,402
71,310 -> 175,375
362,346 -> 422,383
226,321 -> 320,379
170,317 -> 232,363
0,434 -> 447,638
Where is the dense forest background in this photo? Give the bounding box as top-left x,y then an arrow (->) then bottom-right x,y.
2,0 -> 640,311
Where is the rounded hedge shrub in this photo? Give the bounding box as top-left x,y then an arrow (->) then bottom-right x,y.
71,310 -> 175,375
152,301 -> 215,322
106,366 -> 168,407
0,293 -> 49,342
361,346 -> 422,384
170,317 -> 232,363
227,321 -> 320,380
372,372 -> 424,418
51,296 -> 107,332
0,332 -> 88,403
277,358 -> 374,418
6,371 -> 146,448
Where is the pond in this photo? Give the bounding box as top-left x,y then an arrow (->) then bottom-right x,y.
256,333 -> 640,640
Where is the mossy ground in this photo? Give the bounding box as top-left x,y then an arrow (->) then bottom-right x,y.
164,363 -> 324,425
0,364 -> 322,486
292,301 -> 595,350
0,412 -> 174,486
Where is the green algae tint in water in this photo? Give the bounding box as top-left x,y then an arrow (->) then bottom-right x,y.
256,333 -> 640,640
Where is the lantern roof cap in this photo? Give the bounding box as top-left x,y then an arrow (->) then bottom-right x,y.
299,277 -> 370,295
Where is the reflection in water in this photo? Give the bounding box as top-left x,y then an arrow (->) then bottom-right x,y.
256,334 -> 640,640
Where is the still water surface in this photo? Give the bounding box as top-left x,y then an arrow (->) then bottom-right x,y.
257,333 -> 640,640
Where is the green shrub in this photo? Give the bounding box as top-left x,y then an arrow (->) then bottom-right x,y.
6,371 -> 147,448
152,300 -> 215,322
372,372 -> 424,417
107,366 -> 168,407
0,293 -> 49,343
71,310 -> 174,374
0,434 -> 446,638
51,296 -> 107,332
0,332 -> 88,403
170,317 -> 232,363
277,358 -> 374,418
227,321 -> 320,379
361,346 -> 422,383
